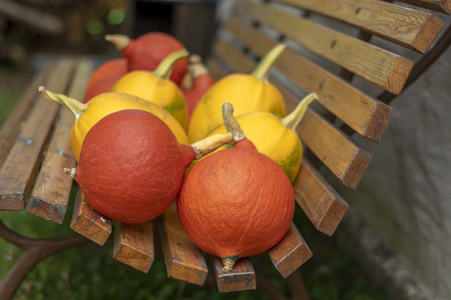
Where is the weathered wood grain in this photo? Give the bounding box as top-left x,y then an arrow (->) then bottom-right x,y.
268,223 -> 312,278
395,0 -> 451,14
213,257 -> 256,292
0,58 -> 75,211
70,189 -> 112,246
158,204 -> 208,286
272,0 -> 444,53
0,62 -> 54,168
113,221 -> 154,273
236,2 -> 414,95
217,22 -> 392,143
293,159 -> 349,236
27,59 -> 95,223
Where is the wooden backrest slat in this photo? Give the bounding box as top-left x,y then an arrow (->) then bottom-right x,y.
213,257 -> 256,292
0,63 -> 55,168
0,58 -> 75,211
70,189 -> 112,246
27,59 -> 94,224
158,204 -> 208,286
278,85 -> 372,189
236,2 -> 414,95
272,0 -> 444,53
388,0 -> 451,15
293,159 -> 349,236
113,222 -> 154,273
218,20 -> 392,142
268,223 -> 312,278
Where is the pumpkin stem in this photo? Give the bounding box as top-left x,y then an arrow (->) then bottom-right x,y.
64,167 -> 77,179
222,102 -> 246,143
190,132 -> 233,160
153,49 -> 189,80
104,34 -> 130,51
39,86 -> 86,121
251,43 -> 286,80
222,256 -> 239,273
281,93 -> 318,130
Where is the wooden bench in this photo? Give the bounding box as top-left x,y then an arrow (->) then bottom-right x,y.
1,0 -> 450,298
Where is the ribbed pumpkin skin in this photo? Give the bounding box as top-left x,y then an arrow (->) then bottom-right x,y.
205,112 -> 302,182
188,74 -> 286,143
122,32 -> 188,85
76,110 -> 195,224
110,71 -> 188,129
71,92 -> 189,161
177,140 -> 294,259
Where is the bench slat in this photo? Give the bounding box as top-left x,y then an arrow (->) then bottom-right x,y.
268,223 -> 312,278
158,204 -> 208,286
0,62 -> 54,168
294,159 -> 349,236
27,59 -> 94,223
113,222 -> 154,273
218,20 -> 392,143
272,0 -> 444,53
0,58 -> 75,211
70,189 -> 112,246
213,257 -> 256,292
236,2 -> 414,95
395,0 -> 451,14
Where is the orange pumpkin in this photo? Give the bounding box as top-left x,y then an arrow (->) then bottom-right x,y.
177,103 -> 294,272
86,58 -> 127,92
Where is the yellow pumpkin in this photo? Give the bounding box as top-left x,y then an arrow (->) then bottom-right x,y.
199,93 -> 317,182
188,44 -> 287,143
39,87 -> 189,161
110,49 -> 188,129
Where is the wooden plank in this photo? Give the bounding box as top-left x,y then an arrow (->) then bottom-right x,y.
212,39 -> 255,74
158,204 -> 208,286
215,25 -> 392,142
236,3 -> 414,95
268,223 -> 312,278
113,222 -> 154,273
27,59 -> 95,223
205,57 -> 228,81
70,189 -> 112,246
294,159 -> 349,236
395,0 -> 451,14
0,58 -> 75,211
272,0 -> 444,53
0,62 -> 55,168
213,257 -> 256,292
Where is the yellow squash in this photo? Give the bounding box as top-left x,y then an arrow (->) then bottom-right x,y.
110,49 -> 189,129
201,93 -> 317,182
188,44 -> 287,143
39,87 -> 189,161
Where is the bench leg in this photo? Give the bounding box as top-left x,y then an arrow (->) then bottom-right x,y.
0,220 -> 90,299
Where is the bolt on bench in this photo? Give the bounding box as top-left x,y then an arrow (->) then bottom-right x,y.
1,0 -> 450,297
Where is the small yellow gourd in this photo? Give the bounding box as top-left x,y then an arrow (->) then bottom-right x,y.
39,87 -> 189,161
202,93 -> 317,182
188,44 -> 287,143
110,49 -> 189,129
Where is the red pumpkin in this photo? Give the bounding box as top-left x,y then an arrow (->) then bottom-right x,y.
67,109 -> 237,223
86,58 -> 127,92
182,54 -> 215,120
105,32 -> 188,85
177,103 -> 295,272
83,75 -> 122,103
